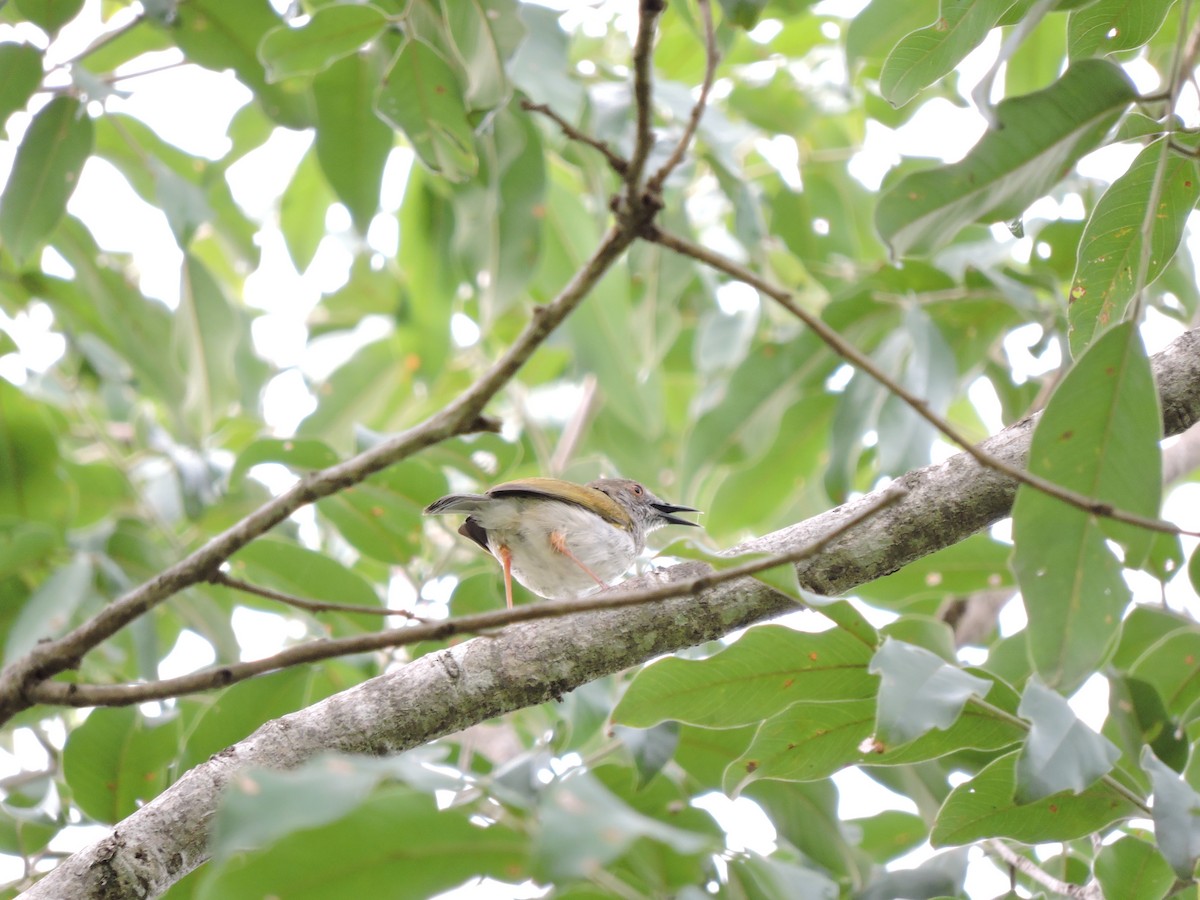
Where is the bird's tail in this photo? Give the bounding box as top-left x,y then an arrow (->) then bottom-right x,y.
423,494 -> 490,516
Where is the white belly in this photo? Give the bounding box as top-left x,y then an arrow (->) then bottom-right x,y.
474,500 -> 638,600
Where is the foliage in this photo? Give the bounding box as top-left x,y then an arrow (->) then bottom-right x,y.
1,0 -> 1199,896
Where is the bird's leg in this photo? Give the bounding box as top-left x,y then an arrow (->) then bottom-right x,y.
549,531 -> 610,590
497,543 -> 514,609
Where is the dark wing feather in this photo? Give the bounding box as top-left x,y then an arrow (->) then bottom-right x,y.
458,517 -> 491,552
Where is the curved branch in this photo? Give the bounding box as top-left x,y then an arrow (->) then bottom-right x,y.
646,226 -> 1200,537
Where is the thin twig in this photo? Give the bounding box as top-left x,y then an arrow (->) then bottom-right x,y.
624,0 -> 667,194
984,840 -> 1101,899
209,571 -> 427,620
645,225 -> 1199,538
28,487 -> 907,707
103,58 -> 190,84
520,100 -> 629,175
646,0 -> 718,192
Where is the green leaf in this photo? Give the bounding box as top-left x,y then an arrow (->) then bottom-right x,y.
868,639 -> 992,746
1104,676 -> 1189,791
612,625 -> 879,729
742,780 -> 863,879
0,95 -> 93,264
1142,747 -> 1200,878
1093,835 -> 1174,900
450,105 -> 546,314
173,0 -> 312,128
316,459 -> 445,562
875,60 -> 1135,257
258,4 -> 388,81
0,43 -> 42,127
392,165 -> 454,375
155,162 -> 212,247
176,256 -> 251,436
230,438 -> 341,487
1111,606 -> 1195,671
1068,137 -> 1200,356
1003,6 -> 1067,96
1067,0 -> 1175,59
443,0 -> 513,110
278,145 -> 334,273
727,685 -> 1024,794
674,723 -> 757,789
1014,678 -> 1120,803
202,782 -> 522,899
376,37 -> 477,181
296,336 -> 409,451
848,810 -> 930,864
312,50 -> 394,233
716,0 -> 770,29
77,15 -> 173,71
828,305 -> 958,497
0,381 -> 68,526
931,750 -> 1139,846
4,554 -> 93,660
531,771 -> 711,882
726,855 -> 840,900
229,537 -> 381,609
14,0 -> 83,34
0,521 -> 60,579
62,707 -> 180,823
847,0 -> 937,67
880,0 -> 1014,108
1012,323 -> 1161,691
857,849 -> 968,900
179,668 -> 344,774
614,722 -> 680,790
1129,629 -> 1200,718
726,700 -> 875,790
856,533 -> 1014,609
211,755 -> 396,859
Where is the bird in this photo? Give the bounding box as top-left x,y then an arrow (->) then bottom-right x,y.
423,477 -> 699,608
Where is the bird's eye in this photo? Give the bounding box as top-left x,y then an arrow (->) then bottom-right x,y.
631,484 -> 643,495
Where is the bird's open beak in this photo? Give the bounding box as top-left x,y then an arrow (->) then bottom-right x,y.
651,501 -> 700,527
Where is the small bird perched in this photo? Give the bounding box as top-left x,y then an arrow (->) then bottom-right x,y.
423,477 -> 699,608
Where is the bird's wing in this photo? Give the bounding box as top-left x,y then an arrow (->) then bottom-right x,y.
486,477 -> 632,528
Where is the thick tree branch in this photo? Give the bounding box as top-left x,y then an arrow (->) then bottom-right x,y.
23,326 -> 1200,900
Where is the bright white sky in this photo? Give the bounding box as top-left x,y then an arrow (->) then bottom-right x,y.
2,0 -> 1200,895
